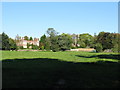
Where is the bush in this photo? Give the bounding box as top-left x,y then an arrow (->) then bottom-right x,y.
32,45 -> 39,50
41,46 -> 44,50
94,43 -> 103,52
71,46 -> 77,49
19,46 -> 24,49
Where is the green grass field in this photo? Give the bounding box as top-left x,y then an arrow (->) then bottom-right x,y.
2,51 -> 120,88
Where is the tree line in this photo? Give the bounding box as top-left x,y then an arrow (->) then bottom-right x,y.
0,32 -> 17,50
0,28 -> 120,52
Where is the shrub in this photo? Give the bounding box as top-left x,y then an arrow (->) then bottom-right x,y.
71,46 -> 77,49
32,45 -> 39,50
41,46 -> 44,50
19,46 -> 24,49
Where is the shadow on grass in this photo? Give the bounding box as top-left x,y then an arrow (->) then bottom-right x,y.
2,58 -> 120,88
76,54 -> 120,60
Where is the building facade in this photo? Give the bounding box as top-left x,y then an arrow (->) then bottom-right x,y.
17,37 -> 39,48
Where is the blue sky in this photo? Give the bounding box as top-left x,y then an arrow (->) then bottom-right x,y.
2,2 -> 118,39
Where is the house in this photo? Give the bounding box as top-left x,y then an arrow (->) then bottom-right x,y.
17,37 -> 39,48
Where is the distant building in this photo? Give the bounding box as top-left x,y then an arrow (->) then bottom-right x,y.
17,37 -> 39,48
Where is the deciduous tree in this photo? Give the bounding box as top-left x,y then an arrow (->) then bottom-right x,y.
46,28 -> 59,52
96,32 -> 113,50
58,33 -> 72,51
24,36 -> 29,40
78,33 -> 94,48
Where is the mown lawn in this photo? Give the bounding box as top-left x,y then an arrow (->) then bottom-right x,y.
1,51 -> 120,88
2,51 -> 120,62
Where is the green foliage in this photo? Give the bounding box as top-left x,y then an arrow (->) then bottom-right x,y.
9,38 -> 18,50
39,34 -> 46,50
50,36 -> 59,52
0,34 -> 2,50
47,28 -> 58,37
96,32 -> 113,50
71,46 -> 77,49
118,35 -> 120,53
24,36 -> 29,40
1,32 -> 18,50
96,32 -> 120,52
112,46 -> 117,53
1,31 -> 120,53
29,37 -> 33,41
40,34 -> 46,43
94,43 -> 103,52
19,46 -> 24,49
58,33 -> 72,51
78,33 -> 94,48
1,32 -> 10,50
41,46 -> 44,50
39,34 -> 51,51
71,34 -> 78,47
32,44 -> 39,50
45,38 -> 50,51
46,29 -> 73,52
112,33 -> 120,53
27,43 -> 31,48
46,28 -> 59,52
112,44 -> 119,53
39,43 -> 44,50
78,41 -> 86,48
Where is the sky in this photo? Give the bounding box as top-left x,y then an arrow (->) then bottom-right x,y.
2,2 -> 118,39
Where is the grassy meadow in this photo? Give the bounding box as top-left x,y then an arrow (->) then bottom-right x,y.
2,51 -> 120,88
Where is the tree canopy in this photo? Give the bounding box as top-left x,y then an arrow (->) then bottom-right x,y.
58,33 -> 72,51
1,32 -> 17,50
24,36 -> 29,40
78,33 -> 94,48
